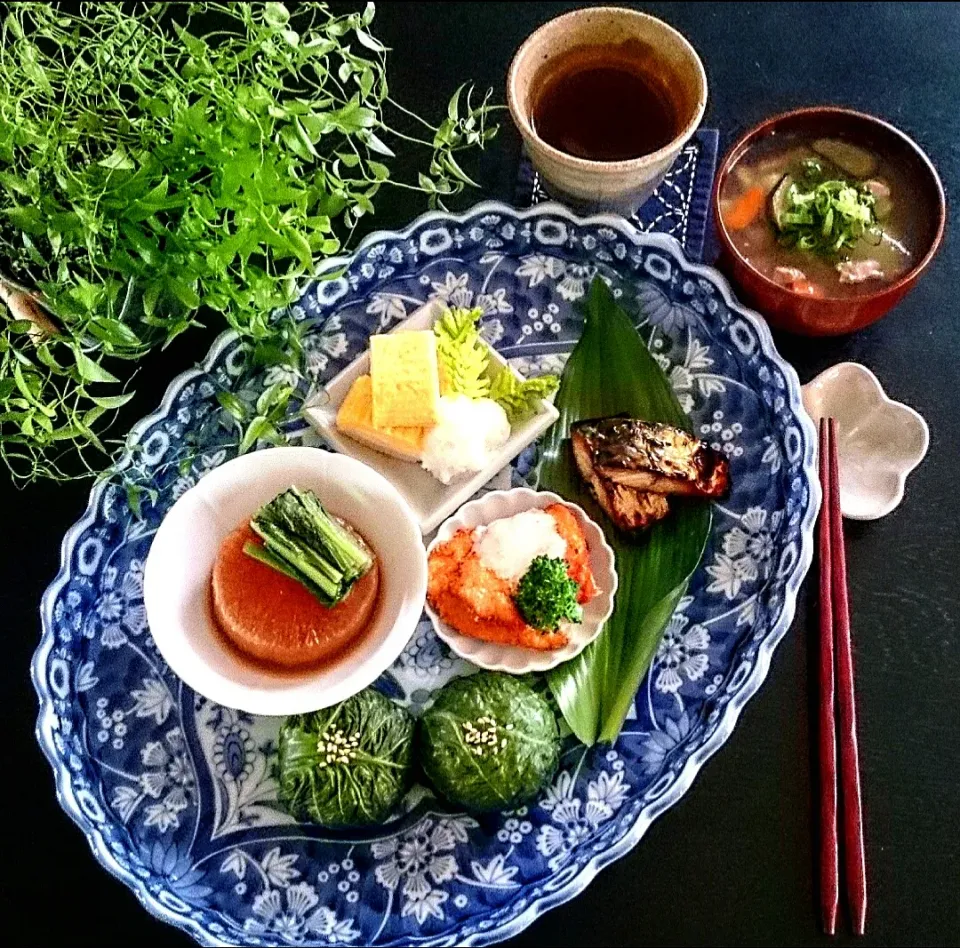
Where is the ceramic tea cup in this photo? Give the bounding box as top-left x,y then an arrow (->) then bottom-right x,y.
507,7 -> 707,216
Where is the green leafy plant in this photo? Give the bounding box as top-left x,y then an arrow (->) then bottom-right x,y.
773,161 -> 879,255
433,306 -> 492,399
246,487 -> 373,604
0,2 -> 498,482
488,368 -> 558,424
514,555 -> 583,631
538,278 -> 712,745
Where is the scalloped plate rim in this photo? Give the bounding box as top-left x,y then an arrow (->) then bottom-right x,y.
32,200 -> 821,948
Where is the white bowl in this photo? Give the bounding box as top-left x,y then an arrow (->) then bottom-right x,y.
302,300 -> 560,534
143,447 -> 427,715
802,362 -> 929,520
424,488 -> 618,673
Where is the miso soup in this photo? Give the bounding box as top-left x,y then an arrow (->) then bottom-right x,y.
719,132 -> 922,299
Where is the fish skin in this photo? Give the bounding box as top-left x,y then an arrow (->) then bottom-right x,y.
571,417 -> 730,500
572,428 -> 672,531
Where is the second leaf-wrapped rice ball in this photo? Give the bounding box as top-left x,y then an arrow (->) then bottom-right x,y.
418,672 -> 561,812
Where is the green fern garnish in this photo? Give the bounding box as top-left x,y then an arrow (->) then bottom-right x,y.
489,367 -> 559,424
433,307 -> 491,399
433,305 -> 558,422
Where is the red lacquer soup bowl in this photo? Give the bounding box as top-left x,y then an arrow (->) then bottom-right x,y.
713,107 -> 945,336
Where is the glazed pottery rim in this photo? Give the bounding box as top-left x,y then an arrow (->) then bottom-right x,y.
507,6 -> 708,172
713,105 -> 947,304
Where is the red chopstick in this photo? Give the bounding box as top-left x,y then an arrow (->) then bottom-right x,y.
827,418 -> 867,935
818,417 -> 867,936
818,418 -> 839,936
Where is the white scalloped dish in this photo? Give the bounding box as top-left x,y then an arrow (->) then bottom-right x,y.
802,362 -> 928,520
424,488 -> 617,673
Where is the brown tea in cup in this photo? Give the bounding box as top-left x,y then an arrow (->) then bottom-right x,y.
531,45 -> 679,162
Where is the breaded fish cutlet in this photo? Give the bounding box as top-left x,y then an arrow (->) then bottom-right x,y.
427,503 -> 596,651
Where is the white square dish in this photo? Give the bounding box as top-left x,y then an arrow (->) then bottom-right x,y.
302,300 -> 560,534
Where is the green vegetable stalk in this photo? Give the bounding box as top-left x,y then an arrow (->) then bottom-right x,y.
247,487 -> 372,604
0,2 -> 499,482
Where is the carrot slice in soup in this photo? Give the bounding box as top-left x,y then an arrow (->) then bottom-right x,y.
724,186 -> 766,230
791,279 -> 825,298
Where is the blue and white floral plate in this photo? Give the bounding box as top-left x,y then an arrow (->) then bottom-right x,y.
33,202 -> 819,947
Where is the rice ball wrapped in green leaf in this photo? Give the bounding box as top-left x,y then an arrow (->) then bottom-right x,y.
278,689 -> 414,828
419,672 -> 560,812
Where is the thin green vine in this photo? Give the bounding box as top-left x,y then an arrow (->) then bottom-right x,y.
0,2 -> 499,483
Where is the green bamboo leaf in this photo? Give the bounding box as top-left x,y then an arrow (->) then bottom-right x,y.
539,278 -> 712,745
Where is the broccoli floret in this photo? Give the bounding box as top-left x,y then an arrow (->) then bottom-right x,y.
513,555 -> 582,631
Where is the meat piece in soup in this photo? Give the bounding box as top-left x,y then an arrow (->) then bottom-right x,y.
720,132 -> 916,299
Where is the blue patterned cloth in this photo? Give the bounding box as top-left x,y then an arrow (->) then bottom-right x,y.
515,129 -> 719,263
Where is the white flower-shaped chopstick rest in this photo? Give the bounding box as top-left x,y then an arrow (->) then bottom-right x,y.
802,362 -> 929,520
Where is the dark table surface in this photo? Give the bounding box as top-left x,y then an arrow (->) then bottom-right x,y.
5,2 -> 959,946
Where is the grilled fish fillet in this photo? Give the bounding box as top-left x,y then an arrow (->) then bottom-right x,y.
571,418 -> 730,499
573,434 -> 671,531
